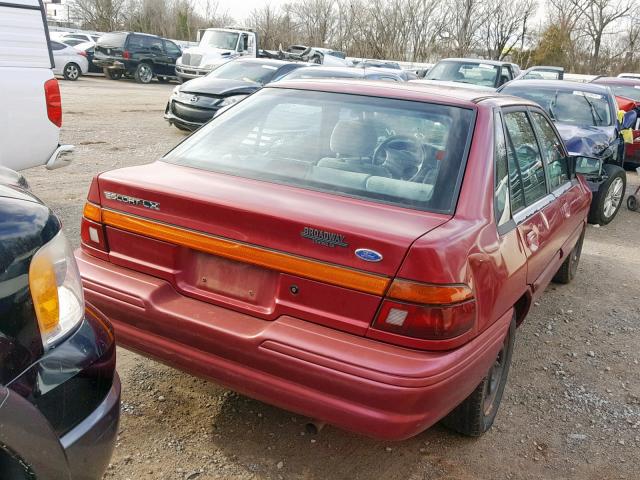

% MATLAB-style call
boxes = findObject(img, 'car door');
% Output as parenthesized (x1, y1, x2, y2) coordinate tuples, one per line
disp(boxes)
(529, 108, 585, 256)
(163, 40, 182, 76)
(50, 41, 67, 74)
(143, 36, 166, 75)
(501, 108, 564, 293)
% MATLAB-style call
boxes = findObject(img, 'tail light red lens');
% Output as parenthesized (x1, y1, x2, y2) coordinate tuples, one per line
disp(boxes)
(44, 78, 62, 127)
(372, 279, 476, 341)
(123, 50, 131, 59)
(78, 50, 87, 57)
(373, 299, 476, 340)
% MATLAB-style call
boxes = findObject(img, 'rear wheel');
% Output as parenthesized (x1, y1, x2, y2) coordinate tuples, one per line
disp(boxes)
(103, 68, 122, 80)
(628, 195, 638, 211)
(63, 63, 81, 81)
(134, 63, 153, 84)
(588, 164, 626, 225)
(553, 229, 585, 284)
(442, 316, 515, 437)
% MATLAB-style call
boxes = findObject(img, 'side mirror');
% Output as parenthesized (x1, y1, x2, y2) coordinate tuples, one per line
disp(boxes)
(621, 109, 637, 130)
(569, 154, 603, 178)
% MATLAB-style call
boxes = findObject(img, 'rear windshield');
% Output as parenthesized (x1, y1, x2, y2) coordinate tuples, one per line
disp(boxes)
(97, 32, 127, 48)
(284, 68, 361, 80)
(501, 85, 613, 127)
(163, 89, 475, 213)
(607, 84, 640, 102)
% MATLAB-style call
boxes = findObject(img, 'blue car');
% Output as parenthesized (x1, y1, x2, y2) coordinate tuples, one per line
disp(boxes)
(499, 79, 631, 225)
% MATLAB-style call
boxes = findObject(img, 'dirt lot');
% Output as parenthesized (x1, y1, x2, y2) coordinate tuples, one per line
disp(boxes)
(25, 76, 640, 480)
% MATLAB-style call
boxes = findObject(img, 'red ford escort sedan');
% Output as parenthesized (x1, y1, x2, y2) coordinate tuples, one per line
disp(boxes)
(76, 81, 592, 440)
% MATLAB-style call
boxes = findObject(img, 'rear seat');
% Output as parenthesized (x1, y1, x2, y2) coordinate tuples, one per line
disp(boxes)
(307, 166, 434, 202)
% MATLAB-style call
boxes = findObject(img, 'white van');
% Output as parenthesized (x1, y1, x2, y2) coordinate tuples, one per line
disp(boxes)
(0, 0, 73, 171)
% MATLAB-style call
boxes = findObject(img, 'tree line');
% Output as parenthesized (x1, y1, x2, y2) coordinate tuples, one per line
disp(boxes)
(69, 0, 638, 74)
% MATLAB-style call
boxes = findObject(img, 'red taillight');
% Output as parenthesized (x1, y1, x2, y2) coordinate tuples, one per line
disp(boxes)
(44, 78, 62, 127)
(123, 50, 131, 59)
(373, 299, 476, 340)
(372, 280, 476, 341)
(78, 50, 87, 57)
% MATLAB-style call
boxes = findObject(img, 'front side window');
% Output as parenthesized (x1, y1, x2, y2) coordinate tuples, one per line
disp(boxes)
(530, 111, 569, 190)
(164, 41, 181, 56)
(503, 111, 547, 206)
(163, 89, 475, 213)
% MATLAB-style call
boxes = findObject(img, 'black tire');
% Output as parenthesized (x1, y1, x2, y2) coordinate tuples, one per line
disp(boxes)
(553, 228, 585, 284)
(588, 164, 626, 225)
(104, 69, 123, 80)
(628, 195, 638, 211)
(442, 316, 516, 437)
(134, 63, 154, 84)
(63, 63, 81, 81)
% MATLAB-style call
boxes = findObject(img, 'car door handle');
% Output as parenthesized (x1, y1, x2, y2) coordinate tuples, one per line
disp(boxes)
(526, 230, 539, 252)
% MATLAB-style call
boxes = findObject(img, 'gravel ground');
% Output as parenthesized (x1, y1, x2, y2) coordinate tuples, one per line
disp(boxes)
(24, 76, 640, 480)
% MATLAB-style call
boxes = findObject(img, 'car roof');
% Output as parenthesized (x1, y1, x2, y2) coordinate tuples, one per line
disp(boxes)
(592, 76, 640, 86)
(293, 66, 363, 75)
(439, 58, 511, 66)
(268, 79, 538, 108)
(501, 79, 611, 94)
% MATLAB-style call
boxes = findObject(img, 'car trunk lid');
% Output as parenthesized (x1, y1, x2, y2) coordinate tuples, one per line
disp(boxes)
(94, 161, 450, 335)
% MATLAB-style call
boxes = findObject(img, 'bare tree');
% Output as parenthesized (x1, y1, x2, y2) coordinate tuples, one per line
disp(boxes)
(569, 0, 631, 71)
(443, 0, 486, 57)
(69, 0, 127, 30)
(482, 0, 537, 60)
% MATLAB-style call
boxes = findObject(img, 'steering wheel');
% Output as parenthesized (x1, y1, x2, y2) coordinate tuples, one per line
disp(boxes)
(372, 135, 425, 180)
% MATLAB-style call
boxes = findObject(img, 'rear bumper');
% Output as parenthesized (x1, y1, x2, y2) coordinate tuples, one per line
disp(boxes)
(46, 144, 74, 170)
(76, 249, 510, 440)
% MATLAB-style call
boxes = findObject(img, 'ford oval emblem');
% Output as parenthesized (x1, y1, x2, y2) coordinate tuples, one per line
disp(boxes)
(355, 248, 383, 262)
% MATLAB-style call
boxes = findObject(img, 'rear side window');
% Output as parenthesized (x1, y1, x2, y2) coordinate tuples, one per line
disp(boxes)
(529, 111, 569, 190)
(50, 41, 66, 51)
(164, 89, 475, 213)
(97, 32, 127, 48)
(503, 111, 547, 206)
(494, 111, 511, 226)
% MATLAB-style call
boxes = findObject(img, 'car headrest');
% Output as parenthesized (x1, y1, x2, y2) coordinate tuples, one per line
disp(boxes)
(330, 120, 377, 157)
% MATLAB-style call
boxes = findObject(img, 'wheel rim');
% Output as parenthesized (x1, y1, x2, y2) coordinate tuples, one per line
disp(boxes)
(66, 65, 79, 79)
(139, 65, 152, 82)
(483, 336, 508, 416)
(603, 177, 624, 219)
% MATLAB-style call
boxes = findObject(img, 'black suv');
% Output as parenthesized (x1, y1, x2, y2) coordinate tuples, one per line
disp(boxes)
(0, 167, 120, 479)
(94, 31, 182, 83)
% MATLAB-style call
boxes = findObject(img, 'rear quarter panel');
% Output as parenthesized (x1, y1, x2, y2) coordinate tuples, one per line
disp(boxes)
(0, 3, 60, 171)
(396, 105, 529, 335)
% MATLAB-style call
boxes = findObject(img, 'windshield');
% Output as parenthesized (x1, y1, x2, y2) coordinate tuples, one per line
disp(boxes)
(522, 70, 561, 80)
(163, 89, 475, 213)
(608, 85, 640, 102)
(284, 68, 361, 80)
(500, 86, 613, 127)
(97, 32, 127, 48)
(426, 61, 500, 87)
(200, 30, 239, 50)
(207, 61, 279, 84)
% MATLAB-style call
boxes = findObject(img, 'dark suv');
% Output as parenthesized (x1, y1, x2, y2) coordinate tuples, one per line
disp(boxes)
(94, 31, 182, 83)
(0, 167, 120, 479)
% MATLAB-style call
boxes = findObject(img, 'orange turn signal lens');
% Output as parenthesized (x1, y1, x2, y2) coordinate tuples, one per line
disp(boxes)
(387, 279, 473, 305)
(101, 209, 390, 296)
(29, 252, 60, 334)
(83, 202, 102, 222)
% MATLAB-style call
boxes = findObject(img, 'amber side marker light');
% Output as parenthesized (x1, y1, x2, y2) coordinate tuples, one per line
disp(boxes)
(374, 279, 476, 340)
(91, 207, 391, 296)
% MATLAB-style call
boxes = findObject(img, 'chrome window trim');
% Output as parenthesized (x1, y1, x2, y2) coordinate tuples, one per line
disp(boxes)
(513, 193, 555, 224)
